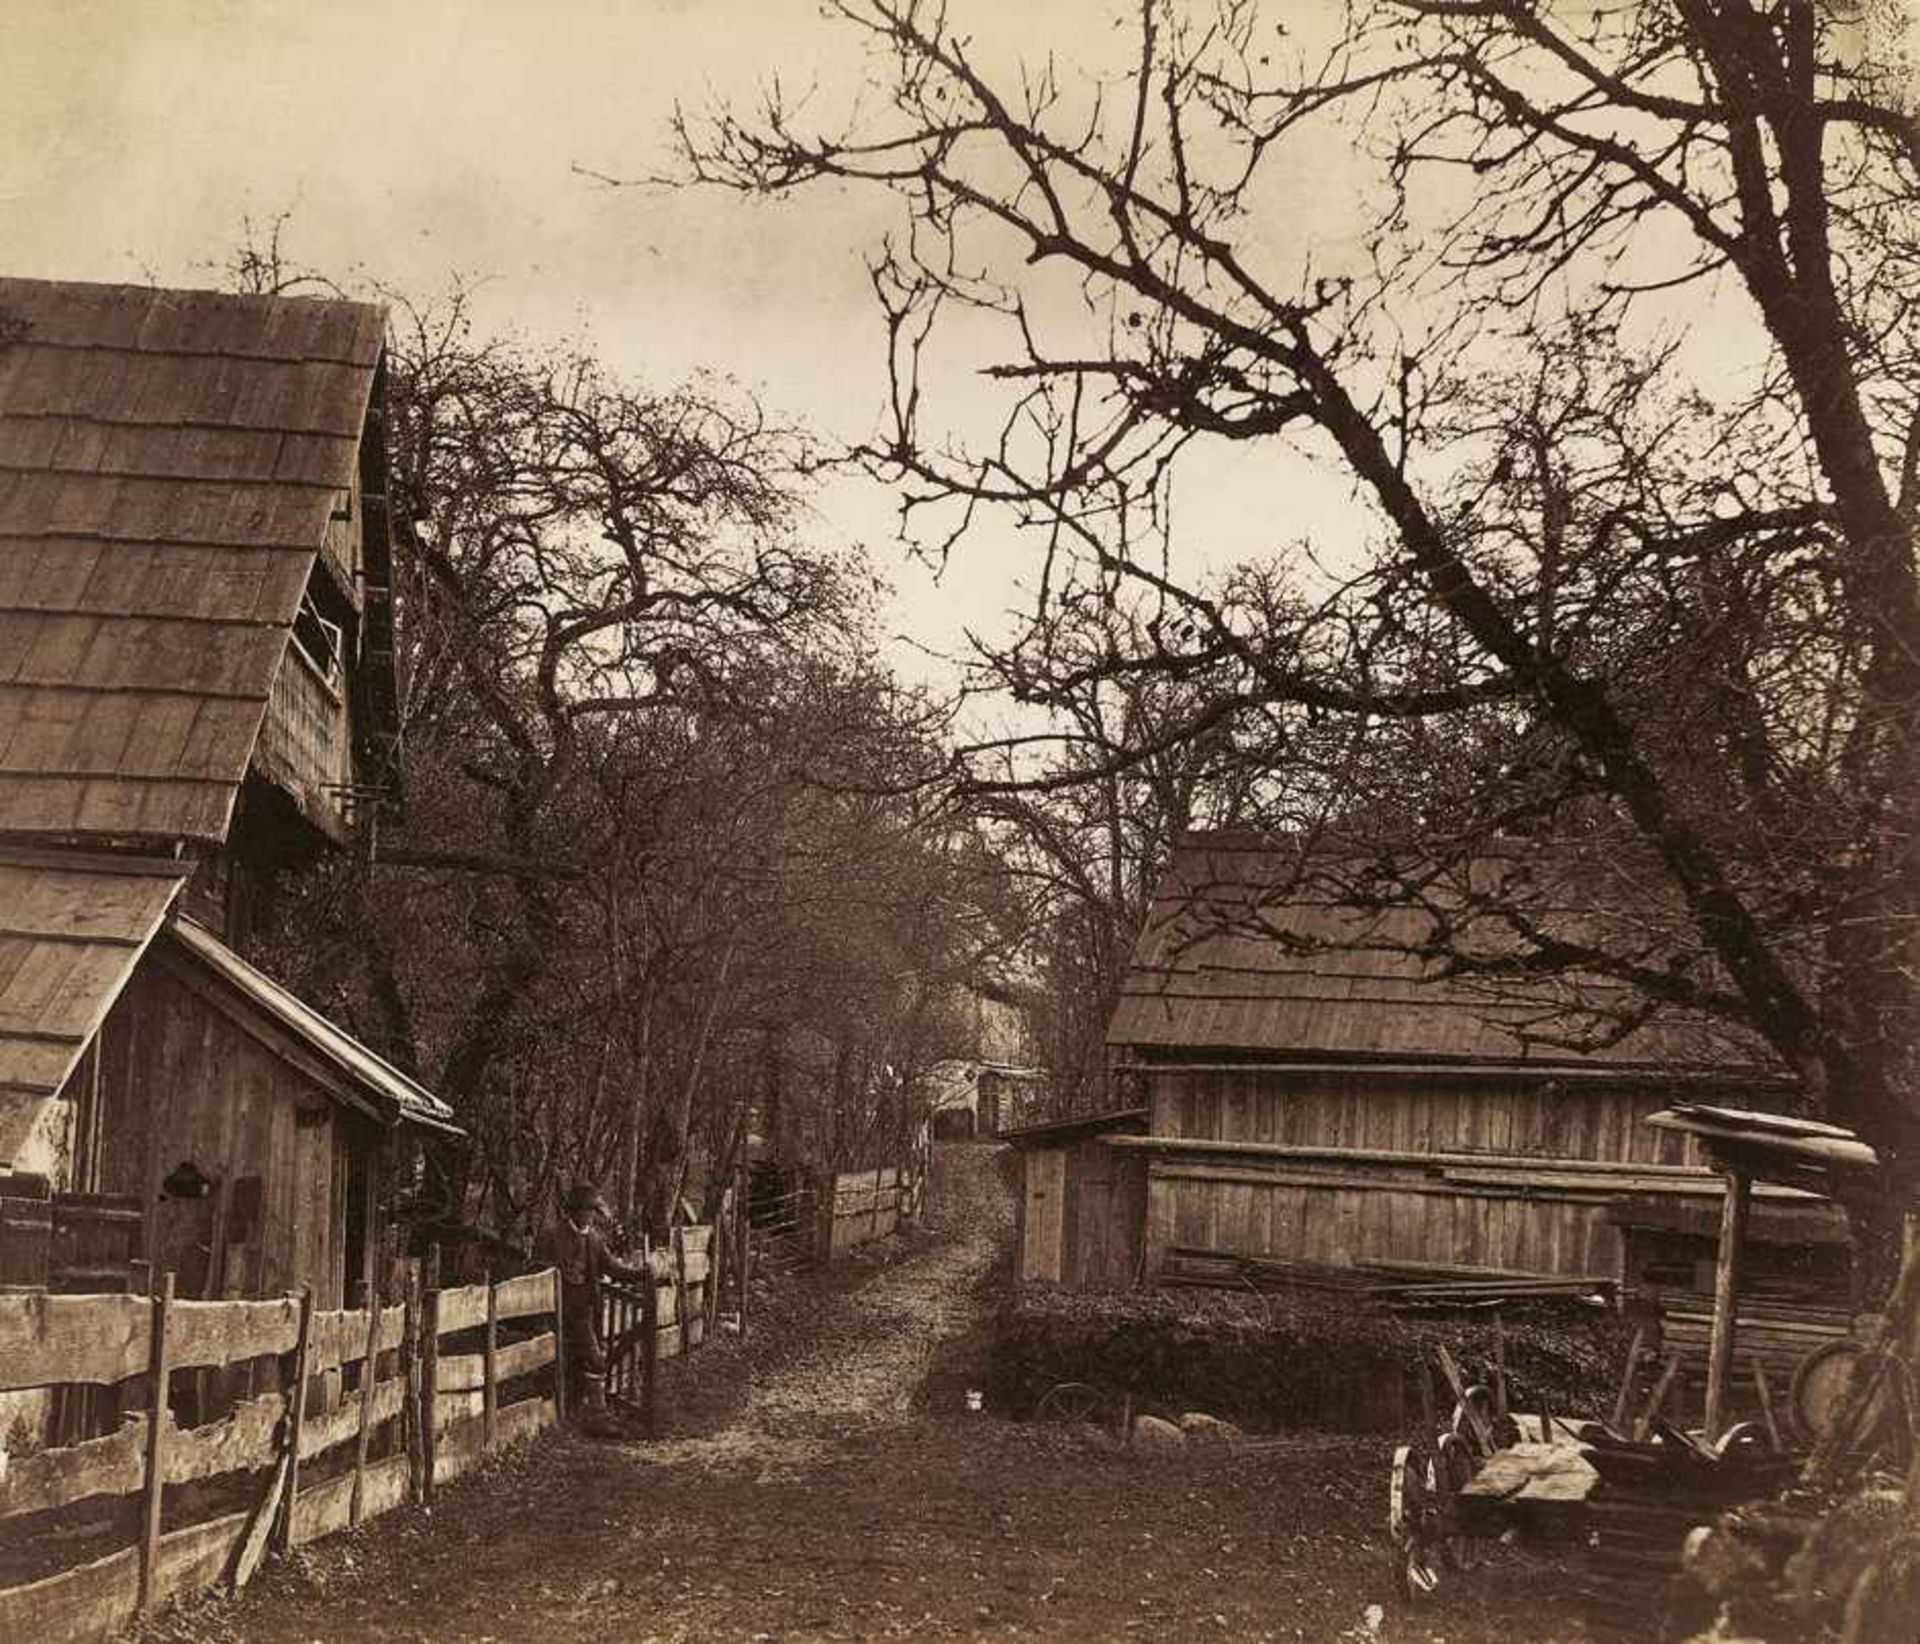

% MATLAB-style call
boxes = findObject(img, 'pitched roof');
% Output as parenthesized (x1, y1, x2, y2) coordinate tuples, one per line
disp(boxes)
(1109, 832, 1778, 1072)
(165, 917, 458, 1132)
(0, 845, 187, 1103)
(0, 279, 385, 845)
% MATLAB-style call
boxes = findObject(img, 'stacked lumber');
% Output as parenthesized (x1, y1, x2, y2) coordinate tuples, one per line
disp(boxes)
(1162, 1247, 1614, 1309)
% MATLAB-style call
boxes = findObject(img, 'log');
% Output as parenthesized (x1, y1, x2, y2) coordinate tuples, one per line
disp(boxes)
(165, 1391, 288, 1483)
(300, 1378, 405, 1458)
(151, 1505, 248, 1608)
(301, 1307, 368, 1374)
(0, 1545, 140, 1644)
(167, 1296, 302, 1370)
(0, 1415, 146, 1520)
(288, 1470, 356, 1547)
(0, 1292, 150, 1390)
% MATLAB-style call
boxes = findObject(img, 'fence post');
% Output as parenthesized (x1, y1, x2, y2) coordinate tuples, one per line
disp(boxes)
(403, 1258, 425, 1502)
(673, 1227, 690, 1356)
(420, 1284, 442, 1506)
(482, 1269, 499, 1454)
(735, 1166, 751, 1340)
(550, 1268, 567, 1426)
(275, 1284, 314, 1553)
(349, 1282, 382, 1526)
(640, 1262, 660, 1438)
(136, 1271, 175, 1614)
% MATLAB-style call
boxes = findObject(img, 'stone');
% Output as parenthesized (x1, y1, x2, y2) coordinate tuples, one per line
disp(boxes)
(1132, 1414, 1186, 1450)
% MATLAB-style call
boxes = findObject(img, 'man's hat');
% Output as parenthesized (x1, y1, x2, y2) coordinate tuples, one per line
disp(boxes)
(564, 1182, 604, 1215)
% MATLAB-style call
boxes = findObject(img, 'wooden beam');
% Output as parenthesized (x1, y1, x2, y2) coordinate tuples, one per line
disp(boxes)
(482, 1273, 499, 1454)
(419, 1283, 440, 1508)
(274, 1287, 314, 1555)
(136, 1273, 173, 1615)
(1703, 1169, 1752, 1441)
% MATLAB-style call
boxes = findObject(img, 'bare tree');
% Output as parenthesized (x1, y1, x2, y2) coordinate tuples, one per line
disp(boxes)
(679, 2, 1920, 1243)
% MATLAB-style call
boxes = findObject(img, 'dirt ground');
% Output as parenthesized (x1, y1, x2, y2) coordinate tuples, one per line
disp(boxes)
(148, 1146, 1627, 1644)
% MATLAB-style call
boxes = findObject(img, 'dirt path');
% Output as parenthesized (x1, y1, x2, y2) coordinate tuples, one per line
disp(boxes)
(159, 1146, 1609, 1644)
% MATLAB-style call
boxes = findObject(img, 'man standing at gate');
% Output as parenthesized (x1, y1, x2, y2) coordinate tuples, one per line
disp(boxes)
(551, 1183, 650, 1427)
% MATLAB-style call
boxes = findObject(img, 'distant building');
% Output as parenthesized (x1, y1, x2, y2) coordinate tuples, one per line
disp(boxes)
(0, 279, 457, 1318)
(927, 979, 1047, 1138)
(1010, 832, 1844, 1303)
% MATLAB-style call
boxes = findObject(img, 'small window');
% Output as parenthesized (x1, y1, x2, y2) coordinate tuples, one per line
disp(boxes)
(292, 590, 343, 688)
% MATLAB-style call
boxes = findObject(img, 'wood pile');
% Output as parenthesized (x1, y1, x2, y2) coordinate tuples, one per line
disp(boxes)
(1162, 1246, 1615, 1310)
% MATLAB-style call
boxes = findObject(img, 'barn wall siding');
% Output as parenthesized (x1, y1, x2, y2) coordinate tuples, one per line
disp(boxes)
(1146, 1067, 1701, 1166)
(1142, 1165, 1623, 1279)
(1132, 1065, 1713, 1281)
(69, 961, 365, 1307)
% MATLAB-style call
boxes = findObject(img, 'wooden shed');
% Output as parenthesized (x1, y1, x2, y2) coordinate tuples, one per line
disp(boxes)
(0, 279, 454, 1323)
(1098, 833, 1837, 1293)
(1005, 1107, 1149, 1288)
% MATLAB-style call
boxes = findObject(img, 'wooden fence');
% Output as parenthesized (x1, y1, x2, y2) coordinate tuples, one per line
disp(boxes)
(825, 1166, 906, 1258)
(0, 1266, 562, 1644)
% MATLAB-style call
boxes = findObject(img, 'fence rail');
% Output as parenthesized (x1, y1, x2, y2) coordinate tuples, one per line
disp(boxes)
(0, 1266, 563, 1644)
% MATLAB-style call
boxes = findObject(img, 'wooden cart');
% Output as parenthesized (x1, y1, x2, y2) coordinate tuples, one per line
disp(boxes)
(1387, 1103, 1878, 1607)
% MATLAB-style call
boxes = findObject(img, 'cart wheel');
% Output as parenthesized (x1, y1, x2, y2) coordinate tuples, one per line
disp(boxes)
(1033, 1381, 1103, 1422)
(1389, 1443, 1443, 1602)
(1433, 1432, 1486, 1571)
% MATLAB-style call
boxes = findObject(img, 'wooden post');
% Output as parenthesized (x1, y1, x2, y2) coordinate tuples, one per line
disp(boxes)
(136, 1271, 175, 1614)
(735, 1166, 751, 1341)
(1703, 1169, 1752, 1442)
(275, 1284, 314, 1553)
(640, 1262, 660, 1438)
(420, 1283, 442, 1506)
(349, 1283, 382, 1525)
(550, 1269, 567, 1426)
(673, 1227, 690, 1357)
(482, 1269, 499, 1454)
(1609, 1326, 1648, 1435)
(403, 1258, 426, 1502)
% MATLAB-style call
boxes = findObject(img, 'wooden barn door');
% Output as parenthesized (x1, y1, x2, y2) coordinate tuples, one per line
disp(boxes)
(1020, 1149, 1066, 1283)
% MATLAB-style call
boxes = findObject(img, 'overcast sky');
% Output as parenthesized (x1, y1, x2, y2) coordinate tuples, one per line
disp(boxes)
(3, 1, 1402, 703)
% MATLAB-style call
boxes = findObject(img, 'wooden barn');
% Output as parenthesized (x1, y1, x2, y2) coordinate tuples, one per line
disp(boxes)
(0, 279, 456, 1322)
(1049, 832, 1845, 1297)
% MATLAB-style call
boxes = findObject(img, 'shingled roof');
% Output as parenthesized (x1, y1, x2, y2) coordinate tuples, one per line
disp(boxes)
(0, 845, 188, 1105)
(1109, 832, 1779, 1072)
(0, 278, 385, 845)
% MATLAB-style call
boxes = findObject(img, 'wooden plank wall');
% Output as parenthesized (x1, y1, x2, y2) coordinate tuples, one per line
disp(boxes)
(1146, 1160, 1622, 1278)
(1136, 1067, 1717, 1282)
(0, 1268, 562, 1644)
(64, 961, 374, 1308)
(1149, 1067, 1704, 1167)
